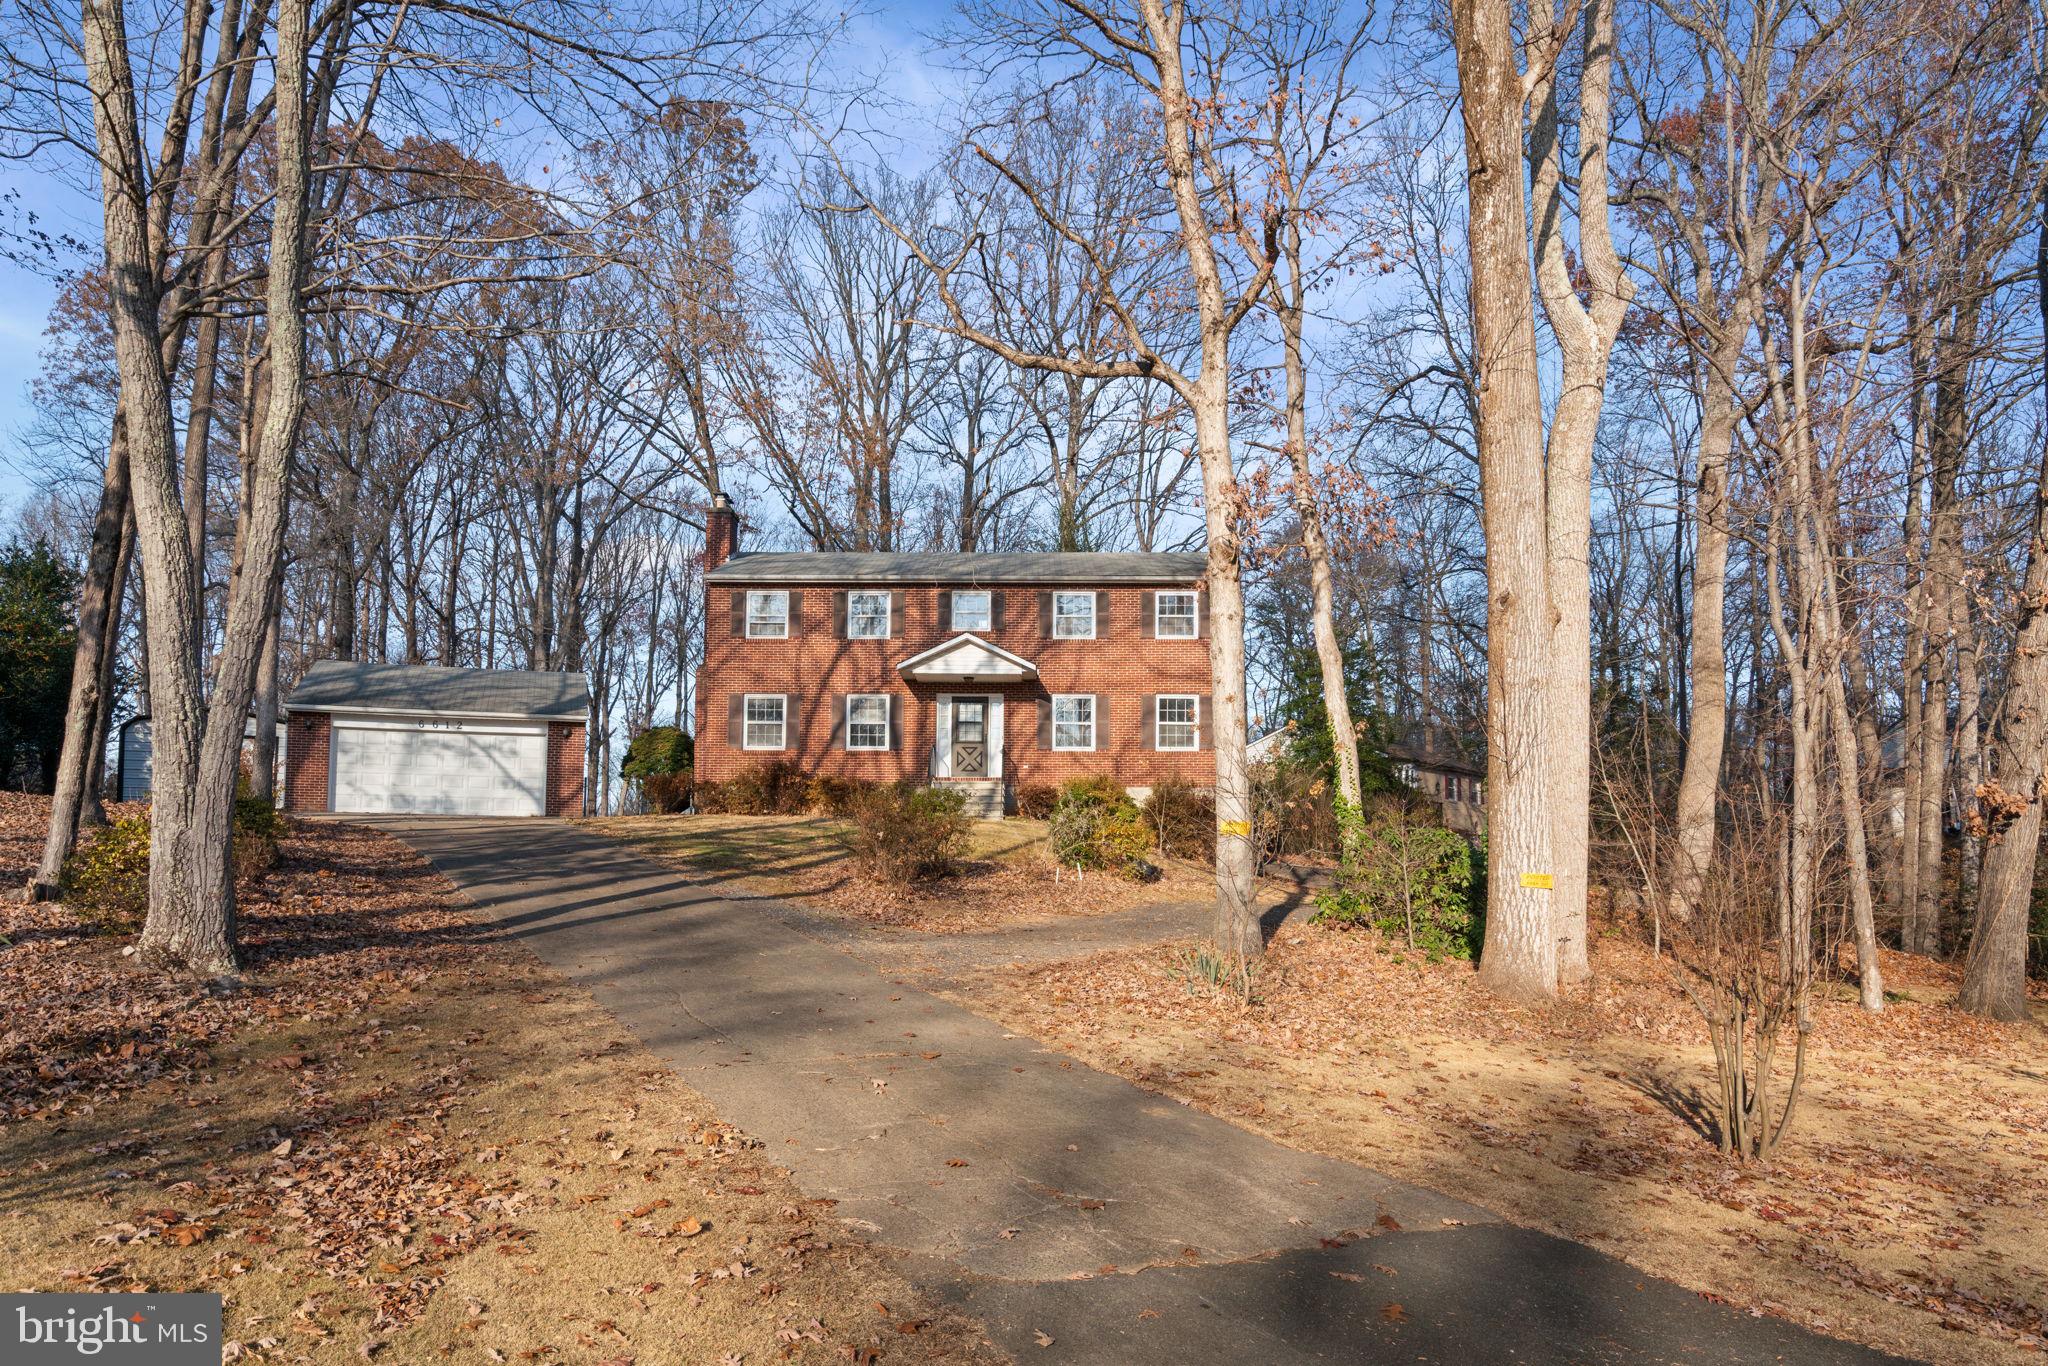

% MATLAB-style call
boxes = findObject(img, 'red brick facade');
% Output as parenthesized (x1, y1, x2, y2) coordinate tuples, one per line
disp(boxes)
(693, 582, 1215, 795)
(283, 711, 332, 813)
(547, 722, 587, 816)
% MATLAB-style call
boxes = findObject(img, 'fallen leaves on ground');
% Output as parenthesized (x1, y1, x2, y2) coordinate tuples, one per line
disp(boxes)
(0, 795, 994, 1363)
(584, 813, 1212, 932)
(945, 922, 2048, 1366)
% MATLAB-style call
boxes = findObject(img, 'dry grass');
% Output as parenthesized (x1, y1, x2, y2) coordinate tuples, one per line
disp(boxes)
(944, 924, 2048, 1365)
(585, 812, 1212, 932)
(1, 795, 992, 1365)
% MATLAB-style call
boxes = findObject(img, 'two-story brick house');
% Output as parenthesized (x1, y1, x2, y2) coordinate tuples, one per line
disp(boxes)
(693, 496, 1214, 815)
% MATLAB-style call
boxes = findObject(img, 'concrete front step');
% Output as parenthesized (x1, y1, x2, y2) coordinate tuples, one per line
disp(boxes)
(935, 780, 1005, 819)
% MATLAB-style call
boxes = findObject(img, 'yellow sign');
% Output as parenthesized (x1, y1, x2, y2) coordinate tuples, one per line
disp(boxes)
(1218, 819, 1252, 838)
(1519, 872, 1555, 890)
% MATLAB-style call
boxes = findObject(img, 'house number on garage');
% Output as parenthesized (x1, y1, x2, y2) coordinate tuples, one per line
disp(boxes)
(415, 718, 465, 730)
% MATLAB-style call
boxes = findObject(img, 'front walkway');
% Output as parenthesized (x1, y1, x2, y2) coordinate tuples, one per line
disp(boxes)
(386, 817, 1901, 1364)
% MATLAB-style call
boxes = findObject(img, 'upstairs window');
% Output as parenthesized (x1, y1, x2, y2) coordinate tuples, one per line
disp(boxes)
(846, 694, 890, 750)
(743, 695, 787, 750)
(746, 590, 789, 638)
(1155, 591, 1197, 639)
(1156, 695, 1199, 750)
(1052, 695, 1095, 750)
(1053, 591, 1096, 639)
(951, 589, 992, 632)
(848, 590, 890, 639)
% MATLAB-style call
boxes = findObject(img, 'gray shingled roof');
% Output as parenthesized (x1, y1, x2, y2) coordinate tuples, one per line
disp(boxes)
(286, 660, 589, 718)
(703, 551, 1207, 584)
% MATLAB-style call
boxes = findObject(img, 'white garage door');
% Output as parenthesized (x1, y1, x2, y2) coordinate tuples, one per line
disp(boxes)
(332, 720, 548, 816)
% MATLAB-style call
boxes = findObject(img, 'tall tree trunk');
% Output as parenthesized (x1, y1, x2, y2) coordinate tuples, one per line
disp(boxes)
(1525, 0, 1630, 986)
(182, 0, 313, 961)
(27, 418, 134, 898)
(1275, 249, 1362, 811)
(82, 0, 221, 970)
(1134, 0, 1259, 959)
(1667, 325, 1743, 920)
(1958, 207, 2048, 1021)
(249, 608, 282, 803)
(1450, 0, 1559, 1001)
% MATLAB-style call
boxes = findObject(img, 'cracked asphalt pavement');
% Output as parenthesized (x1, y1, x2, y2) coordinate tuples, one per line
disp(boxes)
(382, 817, 1906, 1364)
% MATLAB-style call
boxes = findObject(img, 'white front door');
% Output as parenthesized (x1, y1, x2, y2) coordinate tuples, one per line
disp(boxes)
(331, 717, 548, 816)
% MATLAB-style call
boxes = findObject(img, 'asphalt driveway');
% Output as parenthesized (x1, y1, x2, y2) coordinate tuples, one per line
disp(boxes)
(384, 817, 1906, 1364)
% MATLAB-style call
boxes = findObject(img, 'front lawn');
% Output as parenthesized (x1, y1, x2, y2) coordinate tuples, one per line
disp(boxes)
(0, 795, 990, 1365)
(584, 812, 1219, 932)
(943, 925, 2047, 1364)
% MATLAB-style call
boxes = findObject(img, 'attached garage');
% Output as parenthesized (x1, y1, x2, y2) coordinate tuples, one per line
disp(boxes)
(283, 661, 588, 818)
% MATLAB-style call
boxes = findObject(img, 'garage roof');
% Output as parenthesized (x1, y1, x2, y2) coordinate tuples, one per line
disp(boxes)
(702, 551, 1207, 585)
(287, 660, 590, 719)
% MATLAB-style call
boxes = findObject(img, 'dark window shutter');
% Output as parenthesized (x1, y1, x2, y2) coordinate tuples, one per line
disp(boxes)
(730, 591, 746, 637)
(833, 590, 848, 639)
(1199, 695, 1212, 751)
(1141, 590, 1156, 637)
(1196, 588, 1208, 638)
(1141, 695, 1156, 750)
(784, 694, 799, 752)
(891, 590, 906, 638)
(938, 589, 953, 630)
(991, 590, 1005, 632)
(788, 590, 803, 634)
(1040, 591, 1053, 638)
(1037, 698, 1052, 749)
(829, 694, 846, 750)
(727, 693, 744, 745)
(1094, 591, 1107, 636)
(1092, 694, 1105, 750)
(886, 695, 898, 751)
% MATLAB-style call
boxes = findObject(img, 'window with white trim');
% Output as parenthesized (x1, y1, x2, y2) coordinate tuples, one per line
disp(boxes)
(846, 694, 890, 750)
(1156, 694, 1199, 751)
(1155, 591, 1197, 639)
(746, 590, 788, 638)
(1052, 694, 1095, 751)
(1052, 591, 1096, 639)
(951, 590, 991, 632)
(848, 590, 890, 639)
(743, 695, 786, 750)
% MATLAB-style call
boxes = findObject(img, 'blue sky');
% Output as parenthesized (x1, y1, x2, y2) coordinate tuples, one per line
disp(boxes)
(0, 0, 965, 516)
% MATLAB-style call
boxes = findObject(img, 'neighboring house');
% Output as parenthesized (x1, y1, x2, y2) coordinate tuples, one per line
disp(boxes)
(693, 495, 1213, 817)
(116, 714, 287, 804)
(1245, 728, 1287, 765)
(1388, 740, 1486, 837)
(282, 660, 588, 817)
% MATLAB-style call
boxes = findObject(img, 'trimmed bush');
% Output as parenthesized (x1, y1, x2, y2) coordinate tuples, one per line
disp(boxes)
(700, 760, 810, 815)
(63, 796, 285, 929)
(844, 783, 970, 885)
(1143, 777, 1214, 860)
(806, 775, 874, 818)
(61, 815, 151, 927)
(1046, 776, 1154, 878)
(1312, 797, 1482, 961)
(1015, 783, 1058, 821)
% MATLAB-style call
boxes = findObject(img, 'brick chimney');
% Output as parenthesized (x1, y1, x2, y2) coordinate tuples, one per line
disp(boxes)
(704, 493, 740, 571)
